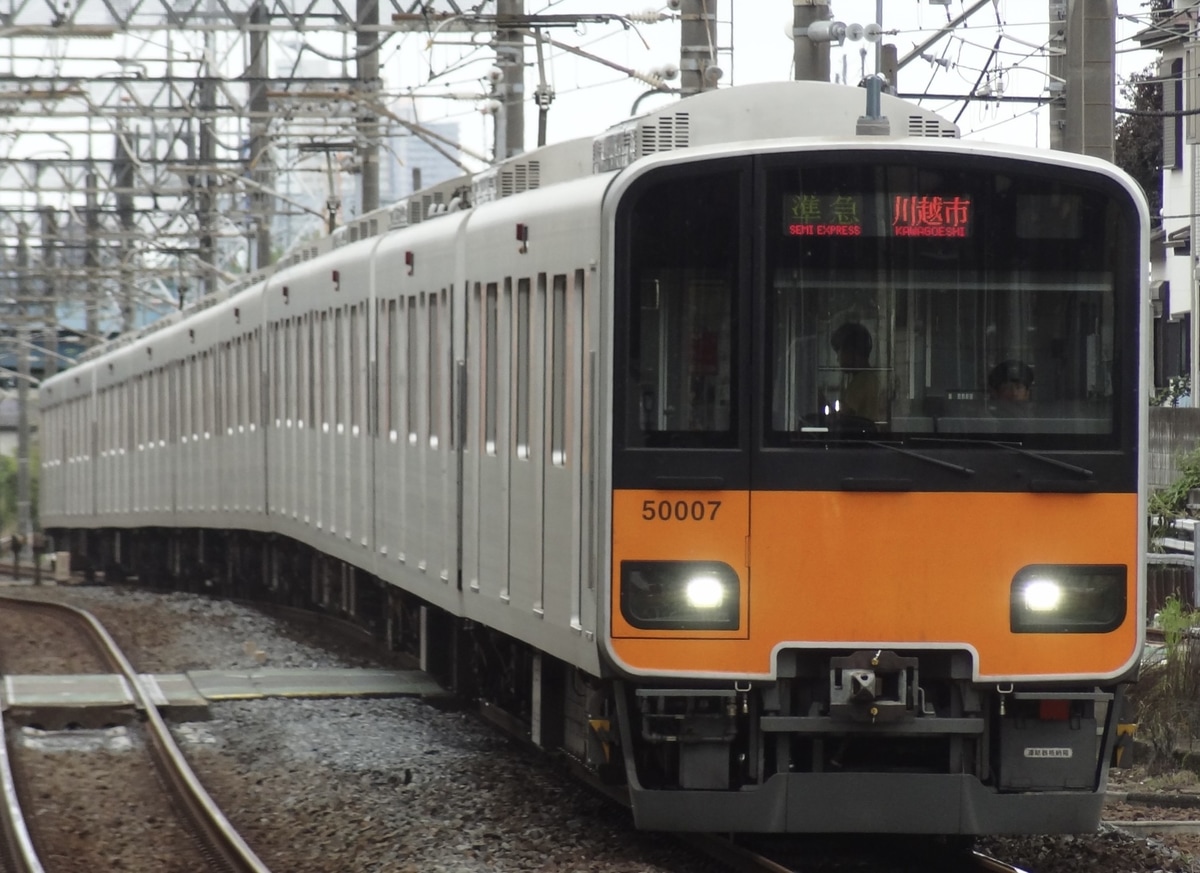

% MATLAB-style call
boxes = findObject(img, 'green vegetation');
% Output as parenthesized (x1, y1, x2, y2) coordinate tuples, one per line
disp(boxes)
(0, 449, 39, 537)
(1128, 596, 1200, 773)
(1148, 446, 1200, 550)
(1159, 595, 1199, 649)
(1114, 64, 1163, 228)
(1154, 374, 1192, 408)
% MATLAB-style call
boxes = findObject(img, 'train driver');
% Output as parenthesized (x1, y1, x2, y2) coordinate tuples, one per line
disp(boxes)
(987, 360, 1034, 403)
(830, 321, 884, 424)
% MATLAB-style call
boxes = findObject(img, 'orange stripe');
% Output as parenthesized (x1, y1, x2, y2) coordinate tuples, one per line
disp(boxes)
(610, 490, 1139, 679)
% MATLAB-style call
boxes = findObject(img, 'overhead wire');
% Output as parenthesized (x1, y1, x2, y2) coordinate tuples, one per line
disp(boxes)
(889, 1, 1159, 135)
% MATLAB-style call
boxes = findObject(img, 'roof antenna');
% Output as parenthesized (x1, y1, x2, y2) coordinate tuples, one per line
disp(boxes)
(856, 74, 891, 137)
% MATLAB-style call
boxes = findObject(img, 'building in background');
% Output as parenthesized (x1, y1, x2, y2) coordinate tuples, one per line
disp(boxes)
(1139, 3, 1195, 400)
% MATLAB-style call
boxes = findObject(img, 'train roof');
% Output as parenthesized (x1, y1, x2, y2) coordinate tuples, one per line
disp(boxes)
(591, 79, 958, 173)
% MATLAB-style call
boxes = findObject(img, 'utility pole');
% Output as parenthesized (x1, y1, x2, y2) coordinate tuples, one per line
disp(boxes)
(1047, 0, 1113, 160)
(198, 66, 216, 298)
(247, 0, 273, 270)
(40, 206, 58, 380)
(113, 123, 137, 329)
(1048, 0, 1067, 151)
(494, 0, 525, 160)
(15, 221, 30, 563)
(357, 0, 380, 213)
(679, 0, 720, 95)
(793, 0, 832, 83)
(84, 167, 100, 347)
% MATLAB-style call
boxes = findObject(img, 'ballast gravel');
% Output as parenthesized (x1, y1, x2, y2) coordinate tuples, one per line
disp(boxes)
(4, 581, 1200, 873)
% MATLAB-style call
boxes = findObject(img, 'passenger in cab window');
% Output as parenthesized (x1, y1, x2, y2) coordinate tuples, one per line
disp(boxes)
(987, 360, 1034, 403)
(830, 321, 884, 424)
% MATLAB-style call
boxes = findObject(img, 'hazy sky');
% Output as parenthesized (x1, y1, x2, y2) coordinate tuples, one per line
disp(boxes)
(383, 0, 1161, 161)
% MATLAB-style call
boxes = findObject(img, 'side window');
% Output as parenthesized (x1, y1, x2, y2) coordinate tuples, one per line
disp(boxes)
(289, 320, 298, 426)
(407, 296, 418, 442)
(350, 303, 362, 433)
(515, 278, 530, 459)
(377, 301, 389, 437)
(183, 356, 192, 438)
(203, 350, 212, 437)
(484, 283, 498, 454)
(252, 328, 261, 429)
(270, 324, 279, 425)
(235, 338, 245, 431)
(550, 274, 567, 465)
(386, 299, 397, 438)
(335, 308, 345, 426)
(303, 319, 312, 428)
(294, 322, 305, 428)
(318, 311, 329, 427)
(621, 169, 740, 448)
(429, 291, 442, 448)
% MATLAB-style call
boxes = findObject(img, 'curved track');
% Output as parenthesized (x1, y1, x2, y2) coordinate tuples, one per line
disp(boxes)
(0, 710, 42, 873)
(0, 594, 271, 873)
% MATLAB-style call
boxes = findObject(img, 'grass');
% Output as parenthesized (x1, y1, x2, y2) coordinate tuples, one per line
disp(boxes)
(1128, 597, 1200, 774)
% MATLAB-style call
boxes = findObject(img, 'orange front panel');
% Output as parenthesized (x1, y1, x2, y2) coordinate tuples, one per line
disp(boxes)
(609, 490, 1139, 681)
(611, 490, 750, 639)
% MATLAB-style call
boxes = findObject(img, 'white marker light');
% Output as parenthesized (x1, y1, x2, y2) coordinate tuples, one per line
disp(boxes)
(1023, 579, 1062, 612)
(685, 574, 725, 609)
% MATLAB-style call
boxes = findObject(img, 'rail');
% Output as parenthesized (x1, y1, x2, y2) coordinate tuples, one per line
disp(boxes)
(972, 850, 1033, 872)
(0, 698, 44, 873)
(0, 596, 271, 873)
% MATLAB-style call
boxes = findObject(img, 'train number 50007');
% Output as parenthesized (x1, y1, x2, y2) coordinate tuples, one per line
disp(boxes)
(641, 499, 722, 522)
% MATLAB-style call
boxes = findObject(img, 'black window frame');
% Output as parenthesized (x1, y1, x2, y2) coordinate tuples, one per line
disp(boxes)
(611, 156, 753, 491)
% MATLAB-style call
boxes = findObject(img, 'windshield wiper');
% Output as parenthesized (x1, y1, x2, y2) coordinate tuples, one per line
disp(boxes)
(909, 437, 1094, 479)
(793, 434, 975, 477)
(867, 440, 975, 477)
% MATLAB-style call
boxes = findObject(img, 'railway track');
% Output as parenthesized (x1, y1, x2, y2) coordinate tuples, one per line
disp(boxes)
(690, 833, 1034, 872)
(0, 595, 271, 873)
(972, 851, 1033, 872)
(0, 711, 41, 873)
(4, 575, 1171, 868)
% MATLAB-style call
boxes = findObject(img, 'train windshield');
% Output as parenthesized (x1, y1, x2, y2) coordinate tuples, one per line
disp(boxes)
(763, 155, 1134, 447)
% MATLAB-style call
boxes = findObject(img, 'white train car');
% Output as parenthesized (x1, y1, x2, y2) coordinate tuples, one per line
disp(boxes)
(41, 80, 1148, 836)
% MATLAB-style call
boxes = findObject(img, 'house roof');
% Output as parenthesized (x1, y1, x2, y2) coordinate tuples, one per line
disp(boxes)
(1134, 8, 1197, 49)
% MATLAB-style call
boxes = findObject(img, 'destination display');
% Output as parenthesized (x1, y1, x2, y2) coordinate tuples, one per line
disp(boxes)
(783, 192, 974, 238)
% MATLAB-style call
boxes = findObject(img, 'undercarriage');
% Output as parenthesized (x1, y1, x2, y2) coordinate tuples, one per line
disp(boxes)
(611, 648, 1124, 834)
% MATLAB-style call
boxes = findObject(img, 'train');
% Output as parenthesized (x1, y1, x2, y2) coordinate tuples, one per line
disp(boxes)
(39, 78, 1148, 836)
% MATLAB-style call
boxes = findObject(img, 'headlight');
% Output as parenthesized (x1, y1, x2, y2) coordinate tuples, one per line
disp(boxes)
(620, 560, 740, 630)
(1010, 565, 1126, 633)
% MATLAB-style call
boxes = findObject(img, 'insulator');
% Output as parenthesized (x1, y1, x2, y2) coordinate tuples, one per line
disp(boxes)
(631, 70, 666, 89)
